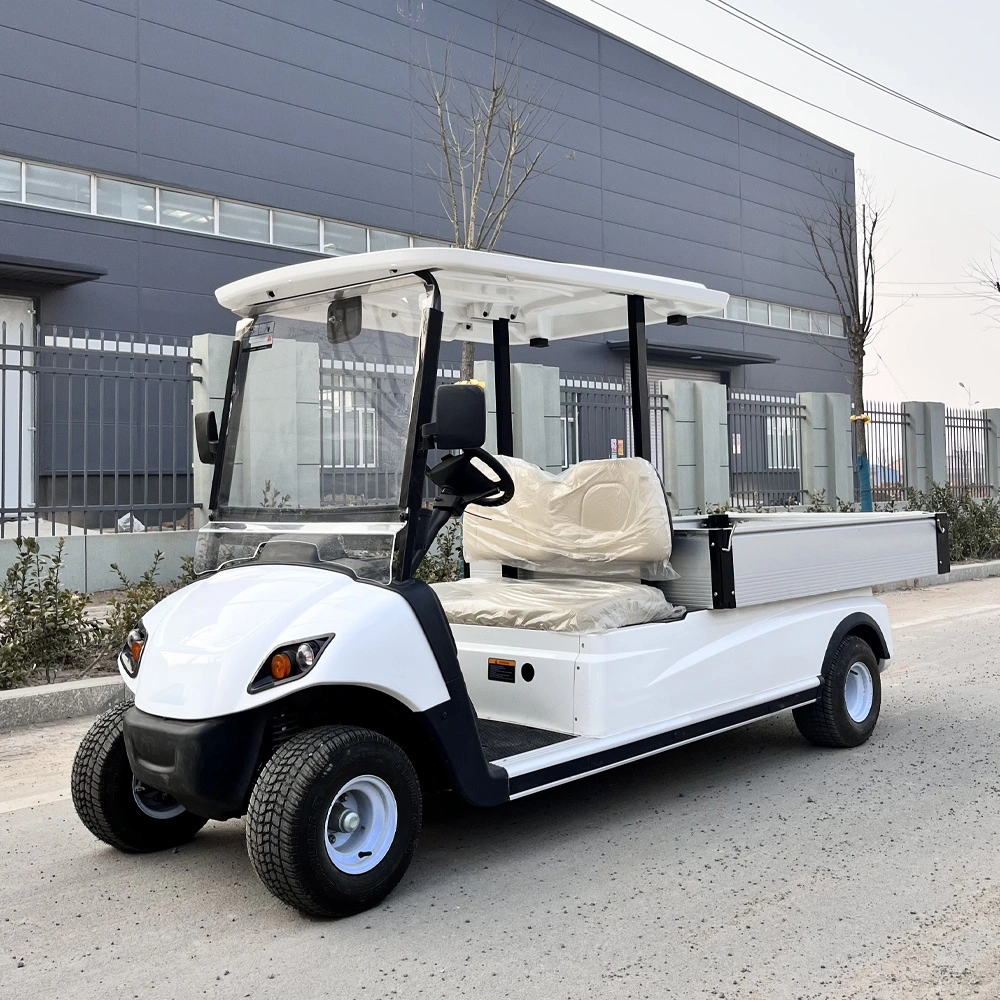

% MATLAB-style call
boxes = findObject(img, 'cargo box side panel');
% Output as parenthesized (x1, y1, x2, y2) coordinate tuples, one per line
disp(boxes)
(731, 518, 940, 606)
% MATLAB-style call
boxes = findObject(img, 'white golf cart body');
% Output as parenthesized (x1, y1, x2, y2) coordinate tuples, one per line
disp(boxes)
(119, 248, 946, 817)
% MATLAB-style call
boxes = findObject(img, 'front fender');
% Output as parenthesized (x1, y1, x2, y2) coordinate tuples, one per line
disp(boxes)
(132, 565, 450, 721)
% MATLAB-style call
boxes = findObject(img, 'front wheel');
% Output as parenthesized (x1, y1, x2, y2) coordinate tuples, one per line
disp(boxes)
(794, 635, 881, 748)
(71, 703, 208, 852)
(245, 726, 422, 918)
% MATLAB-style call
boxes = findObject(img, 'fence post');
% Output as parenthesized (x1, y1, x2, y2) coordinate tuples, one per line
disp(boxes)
(798, 392, 853, 507)
(902, 401, 947, 491)
(659, 379, 728, 514)
(986, 408, 1000, 498)
(511, 363, 563, 472)
(190, 333, 233, 528)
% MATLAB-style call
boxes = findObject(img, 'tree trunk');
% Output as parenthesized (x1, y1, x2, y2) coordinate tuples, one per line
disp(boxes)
(852, 356, 873, 511)
(460, 340, 476, 381)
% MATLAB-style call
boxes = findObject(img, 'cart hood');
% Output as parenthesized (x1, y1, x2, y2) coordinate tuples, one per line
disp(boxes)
(130, 565, 448, 720)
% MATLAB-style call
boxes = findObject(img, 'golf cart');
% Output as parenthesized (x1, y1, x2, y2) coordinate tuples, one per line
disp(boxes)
(72, 249, 948, 918)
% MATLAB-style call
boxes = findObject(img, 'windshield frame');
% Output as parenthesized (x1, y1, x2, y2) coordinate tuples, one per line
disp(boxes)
(210, 272, 437, 525)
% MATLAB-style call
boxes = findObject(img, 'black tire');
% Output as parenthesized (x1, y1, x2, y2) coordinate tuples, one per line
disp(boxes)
(245, 726, 422, 918)
(794, 635, 882, 748)
(71, 702, 208, 853)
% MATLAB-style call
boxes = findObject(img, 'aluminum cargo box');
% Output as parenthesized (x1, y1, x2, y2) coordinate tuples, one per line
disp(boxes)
(663, 511, 949, 610)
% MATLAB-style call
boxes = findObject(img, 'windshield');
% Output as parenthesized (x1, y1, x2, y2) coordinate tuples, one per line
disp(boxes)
(216, 275, 429, 518)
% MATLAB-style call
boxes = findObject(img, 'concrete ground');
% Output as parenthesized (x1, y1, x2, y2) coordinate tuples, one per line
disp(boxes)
(3, 579, 1000, 1000)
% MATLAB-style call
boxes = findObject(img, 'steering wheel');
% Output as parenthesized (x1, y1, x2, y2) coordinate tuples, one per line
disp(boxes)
(426, 448, 515, 508)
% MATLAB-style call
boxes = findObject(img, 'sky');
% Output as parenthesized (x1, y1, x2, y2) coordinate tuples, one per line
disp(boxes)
(552, 0, 1000, 407)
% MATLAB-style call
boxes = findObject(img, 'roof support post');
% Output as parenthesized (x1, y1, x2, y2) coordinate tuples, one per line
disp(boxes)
(492, 318, 513, 457)
(627, 294, 651, 462)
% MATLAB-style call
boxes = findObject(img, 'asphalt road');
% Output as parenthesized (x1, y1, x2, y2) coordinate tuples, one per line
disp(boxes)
(3, 579, 1000, 1000)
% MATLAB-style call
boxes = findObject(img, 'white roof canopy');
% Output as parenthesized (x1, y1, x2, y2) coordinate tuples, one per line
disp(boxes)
(215, 248, 729, 345)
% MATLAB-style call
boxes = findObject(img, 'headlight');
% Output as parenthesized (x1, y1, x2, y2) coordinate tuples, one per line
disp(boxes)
(119, 624, 147, 678)
(248, 635, 333, 693)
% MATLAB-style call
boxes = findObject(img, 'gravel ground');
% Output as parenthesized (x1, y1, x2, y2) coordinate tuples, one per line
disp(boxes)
(2, 579, 999, 999)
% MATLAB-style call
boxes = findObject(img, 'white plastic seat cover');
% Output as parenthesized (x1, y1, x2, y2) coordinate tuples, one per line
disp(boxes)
(431, 577, 673, 632)
(461, 457, 675, 580)
(433, 457, 677, 632)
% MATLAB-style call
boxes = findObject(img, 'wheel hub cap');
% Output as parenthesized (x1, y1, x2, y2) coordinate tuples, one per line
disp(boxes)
(132, 777, 186, 820)
(324, 775, 398, 875)
(844, 662, 874, 723)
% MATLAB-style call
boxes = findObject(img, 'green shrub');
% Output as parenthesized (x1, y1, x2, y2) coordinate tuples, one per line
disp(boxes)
(416, 520, 464, 584)
(0, 538, 103, 688)
(905, 484, 1000, 563)
(102, 551, 173, 654)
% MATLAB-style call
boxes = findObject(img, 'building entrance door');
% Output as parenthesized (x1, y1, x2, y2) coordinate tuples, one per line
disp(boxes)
(0, 296, 34, 514)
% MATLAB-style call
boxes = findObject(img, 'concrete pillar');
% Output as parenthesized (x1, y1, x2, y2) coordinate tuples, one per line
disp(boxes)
(473, 359, 497, 454)
(903, 401, 947, 491)
(511, 363, 563, 472)
(798, 392, 853, 506)
(986, 408, 1000, 498)
(658, 379, 729, 514)
(190, 333, 233, 527)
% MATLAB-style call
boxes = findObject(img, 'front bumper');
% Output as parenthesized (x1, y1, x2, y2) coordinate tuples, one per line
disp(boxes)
(124, 706, 270, 820)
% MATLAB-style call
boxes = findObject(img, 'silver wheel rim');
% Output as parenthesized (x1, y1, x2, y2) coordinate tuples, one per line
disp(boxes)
(324, 775, 398, 875)
(845, 661, 874, 723)
(132, 777, 186, 820)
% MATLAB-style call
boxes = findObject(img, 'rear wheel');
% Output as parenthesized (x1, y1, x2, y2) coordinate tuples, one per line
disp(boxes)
(71, 703, 208, 852)
(794, 635, 881, 748)
(245, 726, 422, 918)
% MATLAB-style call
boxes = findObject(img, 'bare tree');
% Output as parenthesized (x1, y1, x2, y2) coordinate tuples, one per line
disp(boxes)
(423, 23, 558, 378)
(968, 243, 1000, 324)
(800, 172, 885, 510)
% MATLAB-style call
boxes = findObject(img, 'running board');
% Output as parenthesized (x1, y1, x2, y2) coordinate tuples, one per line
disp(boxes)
(504, 688, 820, 799)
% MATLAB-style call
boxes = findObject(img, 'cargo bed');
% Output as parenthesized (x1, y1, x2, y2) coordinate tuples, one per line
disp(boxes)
(662, 511, 949, 610)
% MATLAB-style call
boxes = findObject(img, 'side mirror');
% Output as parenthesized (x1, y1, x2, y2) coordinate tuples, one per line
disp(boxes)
(195, 411, 219, 464)
(423, 384, 486, 450)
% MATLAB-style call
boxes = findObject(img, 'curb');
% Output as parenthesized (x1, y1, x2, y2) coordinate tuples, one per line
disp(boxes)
(0, 676, 128, 732)
(874, 558, 1000, 593)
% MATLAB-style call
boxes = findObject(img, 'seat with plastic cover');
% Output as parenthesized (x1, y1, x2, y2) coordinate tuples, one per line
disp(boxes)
(431, 457, 678, 632)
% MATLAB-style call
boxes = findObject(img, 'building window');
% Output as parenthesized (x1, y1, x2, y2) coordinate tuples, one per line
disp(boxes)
(159, 189, 214, 232)
(726, 297, 748, 321)
(830, 315, 844, 336)
(219, 200, 269, 242)
(747, 299, 769, 325)
(323, 220, 367, 256)
(369, 229, 409, 252)
(810, 312, 830, 336)
(0, 157, 20, 202)
(790, 308, 810, 332)
(412, 236, 449, 248)
(769, 303, 790, 329)
(273, 210, 320, 251)
(96, 178, 155, 223)
(323, 386, 378, 469)
(24, 163, 90, 212)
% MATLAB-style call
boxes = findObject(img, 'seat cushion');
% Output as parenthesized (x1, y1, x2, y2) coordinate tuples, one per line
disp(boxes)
(431, 577, 675, 633)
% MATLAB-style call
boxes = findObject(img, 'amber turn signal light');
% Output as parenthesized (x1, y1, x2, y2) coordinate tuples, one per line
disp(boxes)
(270, 652, 292, 680)
(130, 639, 144, 662)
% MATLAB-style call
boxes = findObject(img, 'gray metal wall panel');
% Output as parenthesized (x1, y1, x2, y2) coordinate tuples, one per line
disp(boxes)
(0, 0, 857, 400)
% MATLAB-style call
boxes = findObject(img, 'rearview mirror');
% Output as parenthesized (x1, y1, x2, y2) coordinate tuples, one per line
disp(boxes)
(195, 411, 219, 464)
(423, 384, 486, 450)
(327, 296, 363, 344)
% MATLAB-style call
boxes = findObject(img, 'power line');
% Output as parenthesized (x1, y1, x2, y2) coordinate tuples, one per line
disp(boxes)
(580, 0, 1000, 184)
(703, 0, 1000, 145)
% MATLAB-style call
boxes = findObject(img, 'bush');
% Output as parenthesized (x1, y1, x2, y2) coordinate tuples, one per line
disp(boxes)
(905, 484, 1000, 563)
(0, 538, 103, 688)
(416, 520, 464, 584)
(102, 551, 173, 654)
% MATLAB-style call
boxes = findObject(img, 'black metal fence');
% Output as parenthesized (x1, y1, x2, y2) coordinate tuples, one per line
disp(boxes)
(945, 406, 990, 498)
(559, 376, 669, 479)
(858, 400, 909, 503)
(1, 322, 199, 537)
(727, 391, 805, 507)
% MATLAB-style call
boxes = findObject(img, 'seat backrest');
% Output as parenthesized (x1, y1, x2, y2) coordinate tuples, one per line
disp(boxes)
(462, 456, 674, 580)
